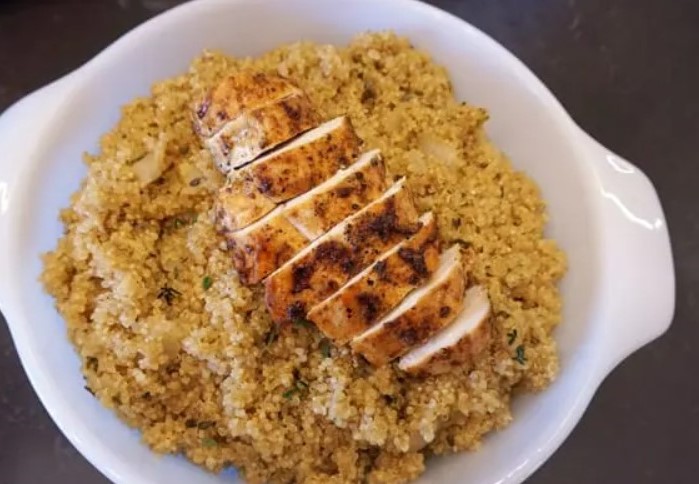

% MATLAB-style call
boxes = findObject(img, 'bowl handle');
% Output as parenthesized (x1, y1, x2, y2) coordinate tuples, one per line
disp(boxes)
(579, 130, 675, 372)
(0, 78, 72, 189)
(0, 77, 73, 307)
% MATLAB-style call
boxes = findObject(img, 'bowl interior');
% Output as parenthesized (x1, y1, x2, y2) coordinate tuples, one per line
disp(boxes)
(10, 0, 600, 482)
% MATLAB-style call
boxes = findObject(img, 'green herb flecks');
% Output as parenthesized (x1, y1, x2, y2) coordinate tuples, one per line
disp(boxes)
(201, 437, 217, 448)
(507, 329, 518, 345)
(292, 317, 313, 329)
(320, 339, 332, 358)
(513, 345, 527, 365)
(202, 276, 213, 291)
(283, 379, 309, 399)
(265, 325, 280, 346)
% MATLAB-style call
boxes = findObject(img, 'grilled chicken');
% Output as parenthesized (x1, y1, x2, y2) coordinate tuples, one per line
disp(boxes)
(223, 151, 387, 283)
(216, 176, 277, 233)
(193, 72, 319, 173)
(206, 93, 319, 172)
(265, 178, 420, 323)
(238, 116, 362, 204)
(225, 207, 308, 285)
(307, 212, 439, 344)
(217, 116, 363, 231)
(398, 285, 491, 376)
(284, 149, 387, 239)
(351, 245, 468, 366)
(193, 72, 302, 137)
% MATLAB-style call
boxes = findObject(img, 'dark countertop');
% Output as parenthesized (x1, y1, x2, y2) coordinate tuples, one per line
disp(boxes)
(1, 1, 697, 483)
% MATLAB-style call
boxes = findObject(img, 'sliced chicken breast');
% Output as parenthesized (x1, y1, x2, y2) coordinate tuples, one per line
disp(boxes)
(237, 116, 363, 204)
(351, 245, 468, 366)
(216, 118, 365, 233)
(398, 285, 491, 376)
(307, 212, 439, 344)
(225, 206, 308, 285)
(193, 72, 303, 138)
(265, 179, 420, 323)
(222, 151, 387, 283)
(216, 176, 277, 233)
(205, 91, 319, 172)
(284, 149, 387, 240)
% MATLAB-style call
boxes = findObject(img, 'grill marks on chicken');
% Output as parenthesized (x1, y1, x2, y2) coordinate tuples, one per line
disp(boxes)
(264, 179, 420, 323)
(351, 245, 468, 366)
(215, 116, 363, 232)
(221, 151, 389, 283)
(398, 285, 491, 376)
(193, 72, 319, 173)
(194, 72, 492, 376)
(241, 116, 362, 203)
(307, 212, 439, 344)
(283, 149, 387, 240)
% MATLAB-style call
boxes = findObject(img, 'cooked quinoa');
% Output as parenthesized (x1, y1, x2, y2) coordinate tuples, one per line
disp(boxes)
(41, 33, 566, 483)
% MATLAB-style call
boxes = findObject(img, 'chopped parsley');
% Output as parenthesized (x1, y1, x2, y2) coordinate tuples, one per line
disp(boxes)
(202, 276, 213, 291)
(320, 339, 332, 358)
(507, 329, 518, 345)
(292, 317, 313, 329)
(283, 379, 309, 399)
(265, 325, 280, 346)
(201, 437, 217, 448)
(513, 345, 527, 365)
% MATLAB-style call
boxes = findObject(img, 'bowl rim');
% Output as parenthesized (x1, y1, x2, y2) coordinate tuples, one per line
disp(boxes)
(0, 0, 675, 483)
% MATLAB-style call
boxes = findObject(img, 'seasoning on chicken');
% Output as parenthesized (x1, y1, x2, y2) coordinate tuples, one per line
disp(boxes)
(307, 212, 439, 344)
(193, 72, 302, 138)
(238, 116, 362, 203)
(223, 151, 387, 283)
(351, 245, 468, 366)
(264, 178, 420, 323)
(192, 72, 319, 173)
(216, 176, 277, 234)
(284, 149, 387, 239)
(225, 206, 308, 285)
(398, 285, 491, 376)
(217, 116, 363, 231)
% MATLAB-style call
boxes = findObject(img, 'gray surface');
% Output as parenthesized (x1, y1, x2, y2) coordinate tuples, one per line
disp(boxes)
(1, 0, 697, 483)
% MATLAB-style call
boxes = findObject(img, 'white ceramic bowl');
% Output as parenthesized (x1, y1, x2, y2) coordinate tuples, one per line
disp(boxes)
(0, 0, 675, 483)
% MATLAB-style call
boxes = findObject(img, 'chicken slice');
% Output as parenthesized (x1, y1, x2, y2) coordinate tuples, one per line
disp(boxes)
(225, 206, 308, 285)
(284, 149, 387, 240)
(351, 245, 468, 366)
(265, 178, 420, 323)
(222, 151, 386, 283)
(307, 212, 439, 344)
(237, 115, 363, 204)
(216, 176, 277, 234)
(216, 117, 364, 232)
(193, 72, 303, 138)
(205, 91, 319, 172)
(398, 285, 491, 376)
